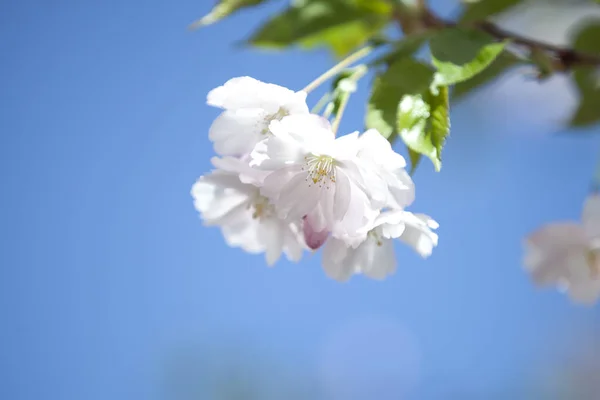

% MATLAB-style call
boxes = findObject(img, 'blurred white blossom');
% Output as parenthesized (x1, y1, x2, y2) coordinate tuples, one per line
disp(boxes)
(524, 194, 600, 304)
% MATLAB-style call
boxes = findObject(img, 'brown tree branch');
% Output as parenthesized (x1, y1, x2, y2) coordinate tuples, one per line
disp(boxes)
(393, 3, 600, 71)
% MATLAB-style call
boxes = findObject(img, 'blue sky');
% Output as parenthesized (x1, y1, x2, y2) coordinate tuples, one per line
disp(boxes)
(2, 0, 600, 399)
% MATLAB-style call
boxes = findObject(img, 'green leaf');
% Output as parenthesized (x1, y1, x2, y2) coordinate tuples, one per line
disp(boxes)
(248, 0, 391, 56)
(459, 0, 524, 23)
(398, 86, 450, 172)
(365, 59, 435, 139)
(300, 19, 385, 58)
(407, 149, 422, 175)
(189, 0, 268, 29)
(428, 85, 450, 156)
(572, 19, 600, 55)
(570, 68, 600, 127)
(432, 40, 508, 87)
(568, 20, 600, 127)
(451, 51, 520, 100)
(430, 27, 497, 65)
(369, 31, 432, 66)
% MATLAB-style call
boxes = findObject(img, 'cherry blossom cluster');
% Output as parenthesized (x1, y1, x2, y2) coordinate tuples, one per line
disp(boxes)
(523, 193, 600, 304)
(191, 77, 438, 281)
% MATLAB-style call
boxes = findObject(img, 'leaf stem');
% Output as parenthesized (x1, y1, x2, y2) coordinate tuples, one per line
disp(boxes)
(331, 93, 350, 136)
(310, 92, 331, 114)
(302, 46, 372, 94)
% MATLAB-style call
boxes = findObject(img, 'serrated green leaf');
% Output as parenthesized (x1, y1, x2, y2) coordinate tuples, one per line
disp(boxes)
(432, 40, 508, 87)
(397, 86, 450, 172)
(459, 0, 523, 23)
(452, 51, 520, 99)
(407, 149, 422, 175)
(397, 95, 433, 167)
(366, 59, 435, 138)
(428, 85, 450, 156)
(248, 0, 391, 56)
(189, 0, 268, 29)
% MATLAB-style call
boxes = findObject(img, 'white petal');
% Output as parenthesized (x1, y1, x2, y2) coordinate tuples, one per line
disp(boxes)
(207, 76, 302, 114)
(322, 236, 396, 281)
(283, 221, 305, 262)
(277, 172, 321, 220)
(271, 114, 334, 147)
(333, 167, 351, 221)
(330, 131, 361, 160)
(583, 194, 600, 241)
(386, 169, 416, 209)
(355, 237, 397, 280)
(260, 165, 300, 201)
(209, 108, 267, 156)
(191, 172, 252, 222)
(354, 129, 415, 209)
(330, 173, 379, 242)
(322, 238, 353, 282)
(222, 215, 264, 253)
(340, 159, 388, 208)
(285, 91, 310, 115)
(358, 129, 407, 170)
(376, 211, 407, 239)
(259, 218, 284, 266)
(207, 76, 264, 109)
(210, 156, 268, 186)
(254, 122, 308, 169)
(397, 212, 439, 258)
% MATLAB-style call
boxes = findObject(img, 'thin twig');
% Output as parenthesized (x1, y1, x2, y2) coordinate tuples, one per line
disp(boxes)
(393, 4, 600, 71)
(301, 46, 372, 94)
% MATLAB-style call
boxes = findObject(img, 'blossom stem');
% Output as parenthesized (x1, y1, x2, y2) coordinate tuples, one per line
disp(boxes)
(310, 92, 331, 114)
(331, 93, 350, 136)
(301, 46, 372, 94)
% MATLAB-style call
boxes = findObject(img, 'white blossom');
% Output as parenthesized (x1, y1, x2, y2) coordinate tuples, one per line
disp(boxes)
(322, 210, 439, 281)
(207, 77, 309, 157)
(250, 114, 381, 245)
(191, 157, 305, 265)
(523, 194, 600, 305)
(193, 74, 440, 278)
